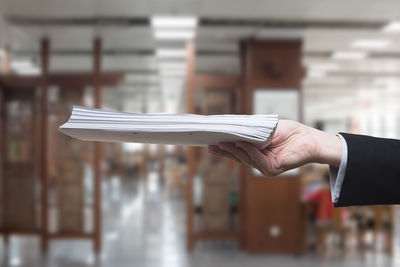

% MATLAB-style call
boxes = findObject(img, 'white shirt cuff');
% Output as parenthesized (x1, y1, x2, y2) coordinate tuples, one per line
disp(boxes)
(329, 134, 348, 203)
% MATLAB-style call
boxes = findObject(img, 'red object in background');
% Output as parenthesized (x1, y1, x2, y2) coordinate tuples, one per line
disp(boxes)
(305, 188, 334, 221)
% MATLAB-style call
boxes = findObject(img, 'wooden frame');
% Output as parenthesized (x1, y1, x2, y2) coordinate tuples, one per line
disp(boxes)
(239, 39, 304, 253)
(185, 42, 196, 251)
(0, 38, 123, 253)
(0, 87, 39, 244)
(185, 41, 240, 251)
(41, 38, 50, 251)
(93, 37, 102, 252)
(0, 74, 122, 89)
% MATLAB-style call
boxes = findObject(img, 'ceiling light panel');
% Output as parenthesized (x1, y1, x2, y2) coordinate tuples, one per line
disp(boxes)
(332, 51, 368, 60)
(154, 30, 195, 40)
(11, 59, 41, 75)
(151, 16, 198, 28)
(11, 60, 34, 69)
(307, 69, 326, 78)
(351, 39, 390, 49)
(15, 68, 40, 75)
(159, 68, 185, 76)
(382, 21, 400, 32)
(156, 49, 187, 58)
(307, 63, 340, 71)
(158, 62, 186, 70)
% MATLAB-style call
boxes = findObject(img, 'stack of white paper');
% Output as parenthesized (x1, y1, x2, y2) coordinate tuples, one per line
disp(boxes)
(59, 106, 279, 148)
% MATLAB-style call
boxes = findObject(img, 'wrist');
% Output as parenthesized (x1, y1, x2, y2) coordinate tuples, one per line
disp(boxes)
(313, 130, 342, 168)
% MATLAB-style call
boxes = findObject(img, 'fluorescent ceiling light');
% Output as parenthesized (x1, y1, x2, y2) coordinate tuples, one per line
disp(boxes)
(159, 63, 186, 75)
(11, 60, 41, 75)
(158, 62, 186, 70)
(161, 78, 184, 84)
(382, 21, 400, 32)
(351, 39, 390, 49)
(15, 67, 41, 75)
(332, 51, 367, 60)
(123, 143, 143, 153)
(308, 63, 340, 71)
(156, 49, 187, 58)
(307, 69, 326, 78)
(154, 30, 195, 40)
(11, 60, 33, 69)
(151, 16, 198, 28)
(159, 68, 185, 76)
(124, 74, 159, 83)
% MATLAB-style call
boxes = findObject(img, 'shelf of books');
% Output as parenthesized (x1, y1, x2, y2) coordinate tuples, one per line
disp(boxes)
(47, 88, 88, 237)
(0, 87, 41, 242)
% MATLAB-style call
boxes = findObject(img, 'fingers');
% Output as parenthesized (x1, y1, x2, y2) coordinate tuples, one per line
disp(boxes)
(209, 142, 277, 176)
(208, 145, 241, 163)
(235, 141, 270, 175)
(218, 142, 253, 166)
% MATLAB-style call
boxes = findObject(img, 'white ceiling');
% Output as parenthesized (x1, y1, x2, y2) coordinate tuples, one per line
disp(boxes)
(1, 0, 400, 21)
(0, 0, 400, 119)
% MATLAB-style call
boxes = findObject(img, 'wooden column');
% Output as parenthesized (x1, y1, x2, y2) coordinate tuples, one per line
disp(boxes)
(238, 41, 247, 249)
(1, 22, 10, 74)
(93, 38, 102, 253)
(185, 41, 196, 251)
(0, 22, 8, 235)
(239, 39, 303, 253)
(1, 46, 10, 75)
(0, 91, 3, 246)
(40, 38, 50, 252)
(0, 26, 6, 246)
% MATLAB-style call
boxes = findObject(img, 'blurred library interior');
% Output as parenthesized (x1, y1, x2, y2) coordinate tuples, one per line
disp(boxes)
(1, 0, 400, 266)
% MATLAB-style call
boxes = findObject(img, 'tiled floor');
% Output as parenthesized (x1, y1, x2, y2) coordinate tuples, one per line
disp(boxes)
(0, 171, 394, 267)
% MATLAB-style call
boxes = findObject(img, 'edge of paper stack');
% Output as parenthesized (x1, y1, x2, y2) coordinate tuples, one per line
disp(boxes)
(59, 106, 279, 149)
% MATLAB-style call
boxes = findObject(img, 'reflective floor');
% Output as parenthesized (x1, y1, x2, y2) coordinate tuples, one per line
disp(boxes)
(0, 170, 394, 267)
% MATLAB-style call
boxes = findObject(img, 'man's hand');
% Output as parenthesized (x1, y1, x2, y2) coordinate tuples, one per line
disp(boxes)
(208, 120, 342, 176)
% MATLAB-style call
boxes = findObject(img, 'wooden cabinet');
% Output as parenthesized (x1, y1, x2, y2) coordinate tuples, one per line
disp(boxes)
(1, 89, 40, 232)
(239, 39, 304, 253)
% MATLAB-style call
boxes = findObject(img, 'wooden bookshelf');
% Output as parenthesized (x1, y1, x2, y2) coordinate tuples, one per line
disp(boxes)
(185, 41, 240, 251)
(0, 38, 123, 253)
(0, 87, 40, 243)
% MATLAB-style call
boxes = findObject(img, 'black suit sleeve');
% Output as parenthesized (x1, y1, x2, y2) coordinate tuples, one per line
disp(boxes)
(335, 133, 400, 207)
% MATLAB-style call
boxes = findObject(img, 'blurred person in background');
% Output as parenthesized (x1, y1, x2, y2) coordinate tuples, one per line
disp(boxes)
(303, 172, 334, 223)
(303, 171, 334, 252)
